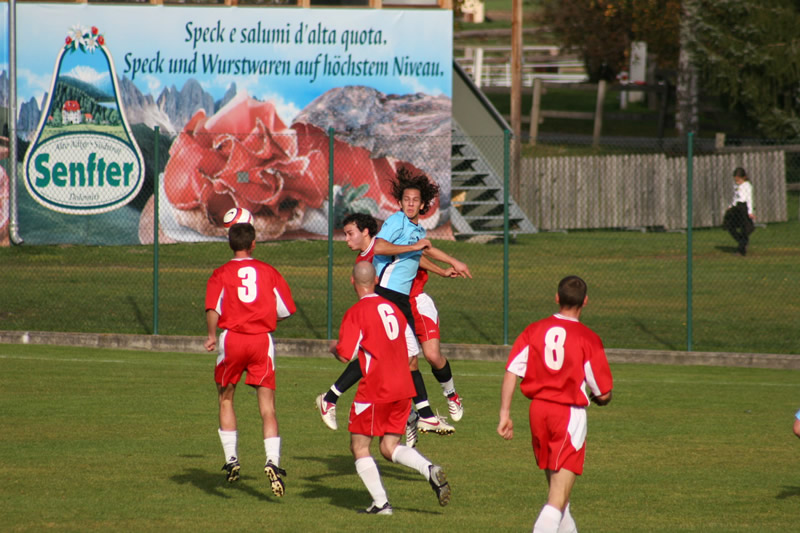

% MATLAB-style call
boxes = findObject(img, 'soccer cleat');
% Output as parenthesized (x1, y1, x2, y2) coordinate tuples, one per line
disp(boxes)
(417, 412, 455, 435)
(428, 464, 451, 507)
(315, 393, 338, 431)
(405, 409, 420, 448)
(221, 458, 240, 483)
(447, 393, 464, 422)
(265, 461, 287, 497)
(357, 501, 393, 515)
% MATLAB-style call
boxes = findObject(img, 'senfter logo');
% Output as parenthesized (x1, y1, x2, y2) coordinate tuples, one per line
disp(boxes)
(24, 25, 144, 214)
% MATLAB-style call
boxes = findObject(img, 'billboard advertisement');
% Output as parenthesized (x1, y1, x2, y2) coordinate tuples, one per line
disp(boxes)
(4, 4, 452, 244)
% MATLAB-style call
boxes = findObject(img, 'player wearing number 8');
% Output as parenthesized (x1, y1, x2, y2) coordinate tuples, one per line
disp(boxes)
(204, 223, 296, 496)
(497, 276, 613, 533)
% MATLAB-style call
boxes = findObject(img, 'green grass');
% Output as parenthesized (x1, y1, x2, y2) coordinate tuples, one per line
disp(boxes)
(2, 344, 800, 532)
(1, 197, 799, 354)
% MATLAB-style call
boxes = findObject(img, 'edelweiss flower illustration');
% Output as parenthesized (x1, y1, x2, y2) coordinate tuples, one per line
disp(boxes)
(65, 25, 105, 53)
(66, 25, 85, 50)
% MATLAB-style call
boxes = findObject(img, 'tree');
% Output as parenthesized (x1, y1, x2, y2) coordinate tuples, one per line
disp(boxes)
(541, 0, 680, 82)
(687, 0, 800, 139)
(676, 0, 700, 136)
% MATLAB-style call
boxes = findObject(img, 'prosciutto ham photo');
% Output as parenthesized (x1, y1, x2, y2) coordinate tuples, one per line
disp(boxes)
(145, 92, 441, 242)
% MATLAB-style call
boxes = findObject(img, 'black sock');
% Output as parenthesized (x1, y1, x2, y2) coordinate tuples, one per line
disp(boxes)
(324, 359, 363, 404)
(431, 360, 452, 384)
(411, 370, 435, 419)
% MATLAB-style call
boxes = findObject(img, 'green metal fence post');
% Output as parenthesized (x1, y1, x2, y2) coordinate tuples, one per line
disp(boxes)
(153, 126, 160, 336)
(686, 131, 694, 351)
(503, 130, 510, 345)
(327, 127, 335, 341)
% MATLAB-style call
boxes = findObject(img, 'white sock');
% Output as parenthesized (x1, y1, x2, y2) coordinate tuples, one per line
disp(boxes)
(440, 378, 456, 397)
(391, 445, 432, 479)
(218, 429, 237, 462)
(355, 457, 388, 507)
(557, 503, 577, 533)
(264, 436, 281, 466)
(415, 400, 431, 413)
(533, 504, 563, 533)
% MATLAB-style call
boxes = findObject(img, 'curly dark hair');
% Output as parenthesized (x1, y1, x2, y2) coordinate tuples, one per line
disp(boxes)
(390, 166, 439, 215)
(341, 212, 378, 237)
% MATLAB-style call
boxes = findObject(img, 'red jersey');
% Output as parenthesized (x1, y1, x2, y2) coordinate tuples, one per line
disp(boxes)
(205, 257, 296, 334)
(336, 293, 418, 403)
(356, 237, 376, 263)
(409, 268, 428, 297)
(506, 314, 613, 407)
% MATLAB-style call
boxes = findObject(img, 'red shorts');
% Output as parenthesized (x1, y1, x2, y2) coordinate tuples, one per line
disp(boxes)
(411, 292, 440, 342)
(214, 330, 276, 389)
(348, 398, 412, 437)
(529, 398, 587, 475)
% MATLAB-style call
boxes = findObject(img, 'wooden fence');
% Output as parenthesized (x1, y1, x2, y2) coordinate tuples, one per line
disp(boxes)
(519, 151, 787, 231)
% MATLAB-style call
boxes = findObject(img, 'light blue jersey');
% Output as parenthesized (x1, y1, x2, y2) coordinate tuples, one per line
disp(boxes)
(373, 211, 426, 295)
(795, 408, 800, 421)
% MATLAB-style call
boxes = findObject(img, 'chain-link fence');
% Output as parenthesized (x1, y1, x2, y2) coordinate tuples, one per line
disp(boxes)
(2, 128, 798, 354)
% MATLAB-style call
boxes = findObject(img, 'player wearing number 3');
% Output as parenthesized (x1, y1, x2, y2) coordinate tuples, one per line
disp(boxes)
(498, 276, 613, 533)
(204, 221, 296, 496)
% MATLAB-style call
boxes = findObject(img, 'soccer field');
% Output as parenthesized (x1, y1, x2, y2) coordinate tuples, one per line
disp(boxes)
(2, 344, 799, 532)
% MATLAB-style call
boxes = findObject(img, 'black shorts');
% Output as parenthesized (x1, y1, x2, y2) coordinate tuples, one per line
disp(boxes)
(374, 285, 417, 337)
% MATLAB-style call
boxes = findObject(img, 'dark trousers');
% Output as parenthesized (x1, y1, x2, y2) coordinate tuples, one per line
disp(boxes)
(723, 202, 754, 247)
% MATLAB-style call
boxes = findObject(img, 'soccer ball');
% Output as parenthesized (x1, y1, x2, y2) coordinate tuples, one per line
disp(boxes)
(222, 207, 254, 229)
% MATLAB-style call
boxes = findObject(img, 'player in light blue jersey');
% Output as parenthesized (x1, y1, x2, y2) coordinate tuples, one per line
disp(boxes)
(372, 210, 427, 295)
(372, 168, 471, 439)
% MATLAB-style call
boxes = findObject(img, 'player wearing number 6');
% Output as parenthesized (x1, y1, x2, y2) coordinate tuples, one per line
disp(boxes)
(498, 276, 613, 533)
(331, 261, 451, 514)
(204, 221, 296, 496)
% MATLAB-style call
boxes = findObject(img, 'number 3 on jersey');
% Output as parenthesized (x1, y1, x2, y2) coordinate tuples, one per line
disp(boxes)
(544, 326, 566, 370)
(237, 266, 258, 303)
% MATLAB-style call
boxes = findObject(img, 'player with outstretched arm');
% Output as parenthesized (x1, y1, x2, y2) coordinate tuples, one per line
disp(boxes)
(497, 275, 613, 533)
(371, 168, 471, 440)
(316, 212, 468, 444)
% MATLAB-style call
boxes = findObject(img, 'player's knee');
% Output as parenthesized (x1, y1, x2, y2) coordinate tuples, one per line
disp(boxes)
(425, 353, 445, 369)
(379, 440, 396, 461)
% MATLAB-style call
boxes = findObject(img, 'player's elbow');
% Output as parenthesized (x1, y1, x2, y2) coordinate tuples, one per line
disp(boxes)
(592, 390, 612, 406)
(793, 419, 800, 439)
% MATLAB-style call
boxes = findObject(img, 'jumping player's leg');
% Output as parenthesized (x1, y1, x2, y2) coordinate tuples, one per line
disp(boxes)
(316, 358, 363, 431)
(422, 338, 463, 421)
(414, 293, 462, 421)
(408, 356, 435, 419)
(323, 358, 363, 405)
(410, 356, 455, 435)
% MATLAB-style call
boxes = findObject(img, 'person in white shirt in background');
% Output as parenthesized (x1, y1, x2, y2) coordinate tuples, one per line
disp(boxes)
(723, 167, 755, 256)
